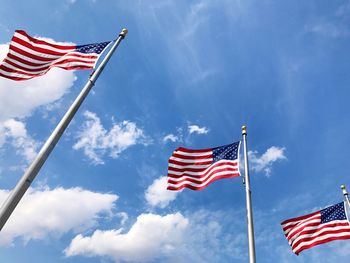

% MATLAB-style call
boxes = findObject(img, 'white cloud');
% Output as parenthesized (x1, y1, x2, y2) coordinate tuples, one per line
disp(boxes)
(0, 44, 76, 122)
(163, 133, 179, 143)
(0, 186, 117, 246)
(145, 176, 179, 208)
(248, 146, 287, 177)
(0, 41, 76, 166)
(64, 212, 189, 262)
(0, 119, 38, 163)
(65, 209, 247, 263)
(188, 125, 209, 135)
(73, 111, 147, 165)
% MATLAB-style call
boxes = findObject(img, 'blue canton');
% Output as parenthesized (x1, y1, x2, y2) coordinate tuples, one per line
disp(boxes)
(212, 141, 240, 163)
(75, 41, 110, 54)
(321, 202, 347, 224)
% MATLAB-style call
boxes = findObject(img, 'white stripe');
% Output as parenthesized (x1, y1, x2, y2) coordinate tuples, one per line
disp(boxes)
(292, 228, 350, 253)
(290, 222, 350, 246)
(0, 68, 33, 79)
(11, 42, 69, 60)
(169, 156, 213, 163)
(174, 150, 212, 157)
(168, 163, 210, 170)
(168, 165, 239, 183)
(9, 49, 98, 66)
(6, 52, 98, 70)
(9, 49, 54, 65)
(282, 214, 320, 235)
(14, 32, 76, 53)
(287, 217, 320, 240)
(168, 162, 238, 177)
(0, 62, 48, 74)
(167, 170, 239, 189)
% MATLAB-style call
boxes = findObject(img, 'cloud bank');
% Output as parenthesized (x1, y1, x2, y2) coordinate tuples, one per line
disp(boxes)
(0, 186, 117, 246)
(65, 213, 188, 262)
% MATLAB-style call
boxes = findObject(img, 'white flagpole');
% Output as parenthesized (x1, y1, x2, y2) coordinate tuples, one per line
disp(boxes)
(0, 28, 128, 231)
(341, 185, 350, 207)
(242, 125, 256, 263)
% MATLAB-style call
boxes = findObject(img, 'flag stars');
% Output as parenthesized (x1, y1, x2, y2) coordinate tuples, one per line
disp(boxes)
(76, 42, 110, 54)
(321, 202, 347, 224)
(213, 141, 240, 162)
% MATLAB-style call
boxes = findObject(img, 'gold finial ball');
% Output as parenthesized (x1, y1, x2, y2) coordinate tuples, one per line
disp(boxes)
(242, 125, 247, 135)
(341, 185, 346, 190)
(121, 28, 128, 35)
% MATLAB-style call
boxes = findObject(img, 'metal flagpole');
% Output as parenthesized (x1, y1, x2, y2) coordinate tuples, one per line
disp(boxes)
(0, 28, 128, 231)
(242, 125, 256, 263)
(341, 185, 350, 207)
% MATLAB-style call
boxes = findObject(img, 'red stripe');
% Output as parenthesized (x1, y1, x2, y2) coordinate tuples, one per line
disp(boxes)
(168, 159, 212, 166)
(294, 233, 350, 255)
(281, 211, 320, 226)
(15, 30, 76, 50)
(168, 165, 238, 180)
(175, 147, 212, 153)
(3, 59, 50, 72)
(0, 64, 43, 77)
(7, 53, 50, 67)
(167, 173, 240, 191)
(171, 152, 213, 160)
(283, 214, 321, 236)
(168, 167, 239, 185)
(12, 36, 72, 56)
(290, 222, 350, 248)
(168, 161, 238, 173)
(0, 72, 30, 81)
(9, 45, 57, 62)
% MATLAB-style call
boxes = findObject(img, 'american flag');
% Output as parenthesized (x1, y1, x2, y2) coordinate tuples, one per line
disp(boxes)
(167, 141, 241, 191)
(281, 202, 350, 255)
(0, 30, 110, 81)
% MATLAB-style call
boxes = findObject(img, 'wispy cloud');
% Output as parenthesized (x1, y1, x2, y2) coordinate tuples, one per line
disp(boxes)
(163, 124, 209, 145)
(162, 133, 179, 143)
(73, 111, 148, 165)
(0, 119, 39, 164)
(0, 186, 117, 246)
(188, 125, 209, 135)
(248, 146, 286, 177)
(145, 176, 179, 208)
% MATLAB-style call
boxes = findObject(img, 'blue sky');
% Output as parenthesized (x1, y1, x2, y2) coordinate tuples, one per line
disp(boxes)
(0, 0, 350, 262)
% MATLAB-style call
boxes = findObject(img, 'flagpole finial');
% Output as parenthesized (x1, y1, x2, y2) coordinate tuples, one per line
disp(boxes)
(119, 28, 128, 38)
(341, 185, 348, 195)
(242, 125, 247, 135)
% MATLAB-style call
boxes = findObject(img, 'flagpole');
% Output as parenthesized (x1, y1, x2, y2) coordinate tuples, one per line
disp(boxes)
(0, 28, 128, 231)
(242, 125, 256, 263)
(341, 185, 350, 207)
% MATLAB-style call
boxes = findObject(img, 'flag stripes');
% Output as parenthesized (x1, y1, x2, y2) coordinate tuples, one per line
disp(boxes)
(167, 142, 240, 191)
(281, 202, 350, 255)
(0, 30, 110, 81)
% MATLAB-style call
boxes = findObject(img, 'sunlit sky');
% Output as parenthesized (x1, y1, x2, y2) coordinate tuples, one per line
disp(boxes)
(0, 1, 350, 262)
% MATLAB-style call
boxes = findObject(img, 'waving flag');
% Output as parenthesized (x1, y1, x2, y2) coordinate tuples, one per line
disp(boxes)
(167, 141, 241, 191)
(281, 202, 350, 255)
(0, 30, 110, 81)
